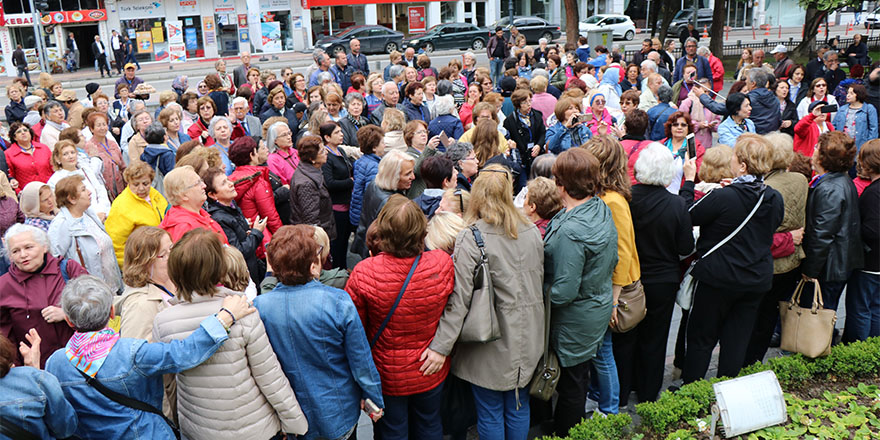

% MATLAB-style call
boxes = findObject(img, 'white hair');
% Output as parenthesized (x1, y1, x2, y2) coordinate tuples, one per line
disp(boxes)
(4, 224, 50, 254)
(640, 59, 657, 73)
(232, 96, 249, 107)
(697, 46, 710, 57)
(208, 116, 232, 137)
(61, 275, 114, 332)
(538, 38, 548, 45)
(433, 95, 455, 116)
(265, 122, 289, 153)
(634, 142, 677, 187)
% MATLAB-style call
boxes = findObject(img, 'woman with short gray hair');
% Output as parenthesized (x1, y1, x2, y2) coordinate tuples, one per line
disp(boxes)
(428, 94, 464, 140)
(266, 121, 298, 185)
(0, 223, 89, 368)
(140, 121, 177, 194)
(621, 142, 695, 402)
(44, 275, 256, 439)
(208, 116, 234, 174)
(443, 141, 477, 190)
(339, 92, 369, 147)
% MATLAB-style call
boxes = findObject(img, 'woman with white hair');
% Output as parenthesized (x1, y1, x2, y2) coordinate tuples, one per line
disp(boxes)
(621, 142, 695, 403)
(350, 150, 415, 258)
(265, 121, 298, 186)
(339, 92, 370, 147)
(0, 224, 89, 368)
(428, 95, 464, 139)
(45, 274, 255, 439)
(208, 116, 235, 175)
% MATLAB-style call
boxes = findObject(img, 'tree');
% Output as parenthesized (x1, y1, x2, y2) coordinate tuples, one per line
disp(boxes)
(794, 0, 859, 59)
(564, 0, 579, 47)
(709, 0, 725, 57)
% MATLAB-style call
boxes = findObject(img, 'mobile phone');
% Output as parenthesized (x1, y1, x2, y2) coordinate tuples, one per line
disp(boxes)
(438, 130, 452, 147)
(577, 113, 593, 123)
(364, 398, 380, 415)
(686, 133, 696, 159)
(820, 104, 838, 113)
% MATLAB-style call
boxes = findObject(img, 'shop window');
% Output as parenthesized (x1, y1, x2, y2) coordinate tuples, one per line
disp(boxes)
(441, 2, 456, 22)
(121, 18, 168, 63)
(10, 27, 38, 51)
(4, 0, 28, 14)
(180, 16, 204, 58)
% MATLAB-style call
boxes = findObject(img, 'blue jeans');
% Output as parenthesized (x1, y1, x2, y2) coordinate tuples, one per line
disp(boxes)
(587, 329, 620, 414)
(374, 381, 444, 440)
(489, 58, 504, 90)
(16, 66, 30, 85)
(470, 384, 530, 440)
(844, 271, 880, 342)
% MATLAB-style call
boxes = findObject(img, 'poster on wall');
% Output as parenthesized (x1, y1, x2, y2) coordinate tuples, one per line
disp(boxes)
(166, 20, 187, 63)
(178, 0, 198, 16)
(151, 26, 164, 43)
(239, 28, 249, 44)
(261, 21, 281, 53)
(203, 16, 216, 45)
(154, 42, 169, 61)
(408, 6, 426, 33)
(185, 27, 199, 50)
(136, 31, 153, 53)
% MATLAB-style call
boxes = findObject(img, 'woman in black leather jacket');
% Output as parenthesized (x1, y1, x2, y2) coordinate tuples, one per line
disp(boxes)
(802, 131, 863, 319)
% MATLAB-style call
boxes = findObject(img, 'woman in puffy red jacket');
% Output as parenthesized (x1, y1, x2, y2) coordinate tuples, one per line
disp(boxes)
(227, 136, 283, 243)
(345, 194, 454, 440)
(794, 101, 835, 157)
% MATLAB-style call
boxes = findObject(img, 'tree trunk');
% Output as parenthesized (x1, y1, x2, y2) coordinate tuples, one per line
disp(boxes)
(709, 0, 725, 57)
(659, 3, 677, 43)
(564, 0, 579, 48)
(794, 6, 824, 59)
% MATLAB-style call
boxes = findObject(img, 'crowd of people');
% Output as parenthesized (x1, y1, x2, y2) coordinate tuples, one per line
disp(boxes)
(0, 29, 878, 440)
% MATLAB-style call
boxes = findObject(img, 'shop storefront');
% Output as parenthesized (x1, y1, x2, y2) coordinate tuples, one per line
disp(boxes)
(177, 0, 204, 58)
(259, 0, 297, 52)
(213, 0, 239, 56)
(117, 0, 168, 62)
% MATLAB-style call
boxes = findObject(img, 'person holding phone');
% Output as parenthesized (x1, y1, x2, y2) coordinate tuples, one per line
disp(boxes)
(547, 97, 593, 154)
(794, 100, 835, 157)
(658, 111, 706, 192)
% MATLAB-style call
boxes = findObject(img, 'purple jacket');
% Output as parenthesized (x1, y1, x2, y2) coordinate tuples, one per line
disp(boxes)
(0, 196, 25, 238)
(0, 254, 88, 367)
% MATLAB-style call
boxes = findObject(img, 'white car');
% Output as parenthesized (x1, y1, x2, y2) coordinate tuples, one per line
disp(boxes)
(579, 14, 636, 41)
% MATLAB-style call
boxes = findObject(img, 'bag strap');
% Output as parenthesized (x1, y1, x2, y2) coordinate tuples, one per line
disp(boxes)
(74, 238, 85, 267)
(370, 254, 421, 348)
(701, 188, 766, 260)
(0, 415, 41, 440)
(76, 369, 180, 439)
(470, 225, 487, 263)
(60, 258, 70, 283)
(540, 275, 552, 365)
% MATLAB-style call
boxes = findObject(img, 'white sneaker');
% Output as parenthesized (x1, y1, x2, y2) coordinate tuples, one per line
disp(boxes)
(591, 409, 608, 419)
(584, 397, 599, 413)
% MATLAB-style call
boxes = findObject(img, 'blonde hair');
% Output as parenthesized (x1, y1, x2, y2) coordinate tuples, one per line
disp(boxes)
(698, 146, 735, 183)
(466, 164, 528, 239)
(381, 108, 406, 132)
(734, 133, 774, 176)
(220, 245, 250, 292)
(159, 90, 178, 107)
(530, 76, 548, 94)
(583, 135, 632, 201)
(763, 132, 795, 171)
(366, 73, 384, 94)
(426, 211, 467, 254)
(526, 177, 563, 220)
(441, 188, 470, 215)
(312, 225, 331, 263)
(122, 226, 170, 288)
(163, 165, 197, 206)
(50, 140, 77, 171)
(374, 150, 415, 191)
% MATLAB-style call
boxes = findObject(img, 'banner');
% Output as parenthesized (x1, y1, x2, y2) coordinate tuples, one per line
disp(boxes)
(166, 20, 187, 63)
(261, 21, 281, 53)
(136, 31, 153, 53)
(40, 9, 107, 24)
(246, 0, 262, 52)
(0, 2, 7, 26)
(203, 16, 216, 45)
(408, 6, 425, 33)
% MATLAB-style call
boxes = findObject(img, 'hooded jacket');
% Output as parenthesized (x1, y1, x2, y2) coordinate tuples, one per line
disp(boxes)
(205, 198, 265, 284)
(229, 165, 283, 242)
(350, 154, 381, 227)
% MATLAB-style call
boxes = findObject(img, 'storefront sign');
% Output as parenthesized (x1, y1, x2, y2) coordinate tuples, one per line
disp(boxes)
(408, 6, 425, 33)
(203, 16, 216, 45)
(238, 14, 247, 27)
(0, 2, 6, 27)
(39, 9, 107, 24)
(259, 0, 290, 11)
(305, 0, 454, 5)
(136, 31, 153, 53)
(166, 20, 187, 63)
(214, 0, 235, 13)
(178, 0, 199, 16)
(118, 0, 165, 19)
(2, 14, 35, 26)
(261, 21, 281, 53)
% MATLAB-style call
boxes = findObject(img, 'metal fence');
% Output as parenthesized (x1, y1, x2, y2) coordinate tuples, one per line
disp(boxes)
(622, 35, 880, 61)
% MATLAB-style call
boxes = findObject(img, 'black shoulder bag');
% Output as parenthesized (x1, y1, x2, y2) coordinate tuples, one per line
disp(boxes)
(370, 255, 421, 348)
(0, 416, 40, 440)
(75, 369, 181, 439)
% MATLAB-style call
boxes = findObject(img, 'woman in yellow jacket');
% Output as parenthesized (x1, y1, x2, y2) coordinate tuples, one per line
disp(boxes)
(584, 136, 642, 414)
(105, 161, 170, 267)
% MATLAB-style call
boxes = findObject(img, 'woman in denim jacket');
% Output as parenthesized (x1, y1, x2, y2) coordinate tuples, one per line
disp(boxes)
(832, 84, 878, 155)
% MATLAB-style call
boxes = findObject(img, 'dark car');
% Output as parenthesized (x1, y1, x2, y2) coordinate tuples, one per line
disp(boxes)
(492, 16, 561, 44)
(314, 25, 404, 55)
(665, 8, 713, 36)
(402, 23, 490, 52)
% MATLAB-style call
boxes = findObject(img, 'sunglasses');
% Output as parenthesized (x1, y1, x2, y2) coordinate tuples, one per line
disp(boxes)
(671, 122, 689, 128)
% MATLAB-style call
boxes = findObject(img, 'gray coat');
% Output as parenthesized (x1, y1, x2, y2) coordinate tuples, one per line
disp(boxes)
(430, 219, 545, 392)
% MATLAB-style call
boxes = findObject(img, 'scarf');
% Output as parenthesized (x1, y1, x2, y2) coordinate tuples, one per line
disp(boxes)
(65, 327, 120, 377)
(347, 114, 366, 128)
(46, 120, 68, 132)
(732, 174, 760, 185)
(688, 91, 706, 123)
(599, 67, 622, 96)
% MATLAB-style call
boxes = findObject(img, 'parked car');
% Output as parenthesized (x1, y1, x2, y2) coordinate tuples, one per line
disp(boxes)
(665, 8, 714, 36)
(579, 14, 637, 40)
(492, 16, 562, 44)
(864, 4, 880, 28)
(314, 25, 404, 55)
(403, 23, 490, 52)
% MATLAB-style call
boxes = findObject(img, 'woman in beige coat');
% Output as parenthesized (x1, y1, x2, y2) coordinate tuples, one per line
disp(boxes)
(422, 164, 544, 439)
(116, 226, 177, 341)
(153, 228, 308, 440)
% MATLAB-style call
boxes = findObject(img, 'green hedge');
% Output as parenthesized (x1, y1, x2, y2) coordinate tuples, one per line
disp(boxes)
(541, 336, 880, 440)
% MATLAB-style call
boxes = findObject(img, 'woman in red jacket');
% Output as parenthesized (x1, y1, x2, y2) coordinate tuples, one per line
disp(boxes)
(346, 194, 454, 440)
(159, 165, 229, 244)
(794, 100, 835, 157)
(227, 136, 283, 243)
(5, 122, 54, 193)
(186, 96, 217, 146)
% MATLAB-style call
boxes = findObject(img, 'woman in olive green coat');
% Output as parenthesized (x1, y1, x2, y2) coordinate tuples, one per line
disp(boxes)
(543, 148, 618, 435)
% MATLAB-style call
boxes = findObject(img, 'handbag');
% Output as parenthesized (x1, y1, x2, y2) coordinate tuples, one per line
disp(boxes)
(370, 255, 421, 348)
(612, 280, 647, 333)
(676, 189, 766, 310)
(779, 280, 837, 358)
(0, 415, 41, 440)
(528, 285, 559, 401)
(459, 225, 501, 343)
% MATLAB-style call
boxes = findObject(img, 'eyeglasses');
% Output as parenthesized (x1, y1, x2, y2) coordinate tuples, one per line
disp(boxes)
(454, 189, 464, 213)
(593, 100, 606, 105)
(15, 128, 30, 134)
(184, 179, 204, 190)
(671, 122, 689, 128)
